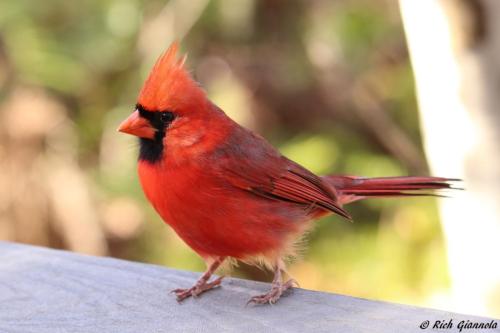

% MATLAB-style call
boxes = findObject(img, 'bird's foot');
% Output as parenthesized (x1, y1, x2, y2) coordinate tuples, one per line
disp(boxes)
(247, 279, 297, 305)
(172, 276, 224, 302)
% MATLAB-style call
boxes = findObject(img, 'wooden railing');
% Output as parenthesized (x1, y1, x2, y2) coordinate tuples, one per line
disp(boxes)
(0, 241, 497, 332)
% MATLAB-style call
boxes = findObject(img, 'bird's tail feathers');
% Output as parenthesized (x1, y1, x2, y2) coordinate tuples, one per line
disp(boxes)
(324, 175, 461, 204)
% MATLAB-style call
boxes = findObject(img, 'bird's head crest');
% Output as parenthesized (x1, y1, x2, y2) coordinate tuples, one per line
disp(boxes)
(137, 41, 205, 113)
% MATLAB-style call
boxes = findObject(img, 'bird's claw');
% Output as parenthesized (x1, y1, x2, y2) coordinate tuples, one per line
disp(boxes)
(247, 279, 297, 305)
(172, 276, 225, 302)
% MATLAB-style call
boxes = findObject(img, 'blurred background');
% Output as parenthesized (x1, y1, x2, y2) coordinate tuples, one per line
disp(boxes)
(0, 0, 499, 318)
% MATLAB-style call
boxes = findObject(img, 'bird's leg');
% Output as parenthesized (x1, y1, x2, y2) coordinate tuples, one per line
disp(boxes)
(172, 256, 226, 302)
(247, 259, 297, 305)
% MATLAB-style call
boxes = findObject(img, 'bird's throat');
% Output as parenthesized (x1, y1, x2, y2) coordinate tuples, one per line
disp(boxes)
(139, 137, 164, 163)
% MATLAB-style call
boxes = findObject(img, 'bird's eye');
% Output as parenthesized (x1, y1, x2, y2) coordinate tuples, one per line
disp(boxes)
(160, 111, 175, 124)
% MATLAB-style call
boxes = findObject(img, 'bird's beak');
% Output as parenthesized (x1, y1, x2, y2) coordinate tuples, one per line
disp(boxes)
(117, 110, 156, 139)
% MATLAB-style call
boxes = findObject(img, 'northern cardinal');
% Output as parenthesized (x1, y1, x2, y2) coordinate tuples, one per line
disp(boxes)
(118, 42, 456, 305)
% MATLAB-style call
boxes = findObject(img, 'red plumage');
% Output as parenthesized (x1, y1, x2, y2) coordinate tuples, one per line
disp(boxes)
(118, 42, 457, 304)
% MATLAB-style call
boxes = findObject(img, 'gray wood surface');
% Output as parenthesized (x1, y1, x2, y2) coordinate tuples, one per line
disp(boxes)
(0, 241, 498, 333)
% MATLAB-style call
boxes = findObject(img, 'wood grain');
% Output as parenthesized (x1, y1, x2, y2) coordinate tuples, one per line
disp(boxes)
(0, 241, 497, 333)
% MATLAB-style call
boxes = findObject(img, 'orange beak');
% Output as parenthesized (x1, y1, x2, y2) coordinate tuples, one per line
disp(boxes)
(117, 110, 156, 139)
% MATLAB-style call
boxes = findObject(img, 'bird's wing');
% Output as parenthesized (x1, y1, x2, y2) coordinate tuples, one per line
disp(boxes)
(216, 128, 351, 220)
(260, 162, 351, 219)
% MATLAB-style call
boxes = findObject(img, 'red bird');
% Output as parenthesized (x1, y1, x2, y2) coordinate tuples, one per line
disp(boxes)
(118, 42, 456, 304)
